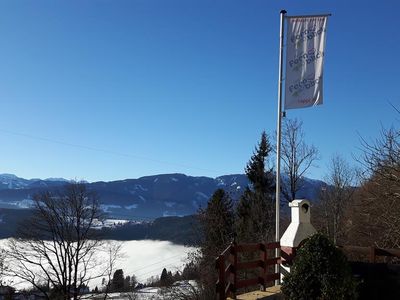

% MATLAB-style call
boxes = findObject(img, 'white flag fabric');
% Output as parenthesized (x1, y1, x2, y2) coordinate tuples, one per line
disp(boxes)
(284, 16, 328, 110)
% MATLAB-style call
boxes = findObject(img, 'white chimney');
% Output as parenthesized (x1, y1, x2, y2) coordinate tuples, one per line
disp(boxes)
(281, 199, 316, 247)
(280, 199, 316, 279)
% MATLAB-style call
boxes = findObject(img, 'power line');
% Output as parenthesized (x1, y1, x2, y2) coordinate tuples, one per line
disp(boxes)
(136, 261, 187, 281)
(0, 128, 225, 176)
(133, 254, 186, 272)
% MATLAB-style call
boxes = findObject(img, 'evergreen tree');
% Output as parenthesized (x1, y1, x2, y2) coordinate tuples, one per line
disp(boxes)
(198, 188, 235, 299)
(123, 275, 131, 291)
(236, 131, 275, 243)
(112, 269, 124, 291)
(160, 268, 168, 281)
(199, 189, 234, 257)
(160, 268, 172, 286)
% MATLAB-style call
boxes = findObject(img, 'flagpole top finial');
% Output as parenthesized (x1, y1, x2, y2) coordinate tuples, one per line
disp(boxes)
(280, 10, 287, 14)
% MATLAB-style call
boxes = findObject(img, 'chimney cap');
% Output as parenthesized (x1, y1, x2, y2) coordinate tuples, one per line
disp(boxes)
(289, 199, 310, 208)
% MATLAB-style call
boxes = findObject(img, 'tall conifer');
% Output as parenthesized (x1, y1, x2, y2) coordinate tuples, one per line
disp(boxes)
(198, 188, 234, 299)
(200, 188, 234, 257)
(236, 131, 275, 243)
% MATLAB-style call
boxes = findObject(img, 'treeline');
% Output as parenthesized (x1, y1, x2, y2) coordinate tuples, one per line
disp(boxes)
(99, 269, 137, 293)
(0, 209, 200, 245)
(313, 121, 400, 250)
(101, 215, 201, 245)
(146, 264, 199, 287)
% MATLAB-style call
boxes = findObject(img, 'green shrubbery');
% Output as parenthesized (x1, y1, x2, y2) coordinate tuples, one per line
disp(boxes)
(282, 233, 357, 300)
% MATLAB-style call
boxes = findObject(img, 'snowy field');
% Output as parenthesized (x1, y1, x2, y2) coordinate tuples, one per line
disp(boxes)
(0, 239, 197, 290)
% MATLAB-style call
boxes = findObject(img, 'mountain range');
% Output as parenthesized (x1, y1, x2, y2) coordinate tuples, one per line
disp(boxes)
(0, 173, 325, 219)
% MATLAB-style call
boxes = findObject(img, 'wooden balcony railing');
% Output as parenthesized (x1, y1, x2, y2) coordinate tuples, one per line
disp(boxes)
(215, 241, 280, 300)
(338, 245, 400, 263)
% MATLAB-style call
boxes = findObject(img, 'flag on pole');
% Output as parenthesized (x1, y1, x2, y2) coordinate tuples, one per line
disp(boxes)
(284, 15, 328, 110)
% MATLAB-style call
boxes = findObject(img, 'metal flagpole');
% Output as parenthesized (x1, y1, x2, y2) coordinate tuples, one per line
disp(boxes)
(275, 9, 286, 285)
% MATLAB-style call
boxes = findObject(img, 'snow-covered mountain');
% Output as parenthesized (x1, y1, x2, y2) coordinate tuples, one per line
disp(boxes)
(0, 173, 325, 219)
(0, 173, 69, 190)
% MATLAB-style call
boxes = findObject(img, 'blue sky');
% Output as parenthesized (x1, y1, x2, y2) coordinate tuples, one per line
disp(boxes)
(0, 0, 399, 182)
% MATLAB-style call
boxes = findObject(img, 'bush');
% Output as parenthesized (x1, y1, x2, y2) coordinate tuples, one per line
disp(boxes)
(281, 233, 357, 300)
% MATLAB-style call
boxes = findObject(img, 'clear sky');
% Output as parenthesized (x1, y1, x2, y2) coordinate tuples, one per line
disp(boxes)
(0, 0, 399, 182)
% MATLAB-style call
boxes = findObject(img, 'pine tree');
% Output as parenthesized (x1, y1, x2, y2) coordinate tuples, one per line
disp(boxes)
(236, 131, 275, 243)
(112, 269, 124, 291)
(200, 189, 234, 257)
(160, 268, 172, 286)
(124, 275, 131, 291)
(198, 188, 235, 299)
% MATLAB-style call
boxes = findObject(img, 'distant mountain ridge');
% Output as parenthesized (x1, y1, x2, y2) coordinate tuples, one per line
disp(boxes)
(0, 173, 326, 219)
(0, 173, 70, 190)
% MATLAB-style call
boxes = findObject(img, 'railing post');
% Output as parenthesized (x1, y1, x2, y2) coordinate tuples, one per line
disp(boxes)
(260, 243, 267, 291)
(231, 242, 237, 299)
(218, 254, 226, 300)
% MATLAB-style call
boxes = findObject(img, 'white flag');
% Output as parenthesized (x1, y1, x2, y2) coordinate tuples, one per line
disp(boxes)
(284, 15, 328, 110)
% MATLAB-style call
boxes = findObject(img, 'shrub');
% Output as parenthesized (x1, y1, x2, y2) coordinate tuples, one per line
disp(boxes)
(281, 233, 357, 300)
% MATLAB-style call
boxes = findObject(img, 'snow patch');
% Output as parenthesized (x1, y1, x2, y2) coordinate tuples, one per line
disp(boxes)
(164, 201, 176, 208)
(0, 174, 18, 180)
(17, 199, 34, 209)
(134, 184, 148, 191)
(196, 192, 208, 200)
(163, 211, 177, 217)
(139, 195, 146, 202)
(171, 177, 179, 182)
(91, 218, 129, 230)
(44, 178, 69, 182)
(230, 182, 237, 186)
(103, 219, 129, 227)
(100, 204, 122, 212)
(153, 178, 158, 183)
(125, 204, 138, 210)
(216, 178, 226, 186)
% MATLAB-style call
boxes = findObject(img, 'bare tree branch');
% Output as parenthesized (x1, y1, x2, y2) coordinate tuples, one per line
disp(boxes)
(4, 183, 121, 300)
(280, 118, 320, 202)
(320, 155, 355, 245)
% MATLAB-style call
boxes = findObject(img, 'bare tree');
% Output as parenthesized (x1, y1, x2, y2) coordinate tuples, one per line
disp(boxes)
(281, 118, 319, 202)
(359, 125, 400, 188)
(320, 155, 355, 245)
(161, 281, 201, 300)
(99, 241, 123, 300)
(5, 183, 120, 300)
(351, 121, 400, 248)
(0, 248, 7, 286)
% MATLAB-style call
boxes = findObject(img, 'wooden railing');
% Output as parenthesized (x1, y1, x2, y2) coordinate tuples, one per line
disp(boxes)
(215, 241, 280, 300)
(338, 245, 400, 263)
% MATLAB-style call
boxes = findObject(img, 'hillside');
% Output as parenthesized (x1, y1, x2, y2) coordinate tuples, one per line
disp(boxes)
(0, 173, 325, 219)
(0, 207, 200, 245)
